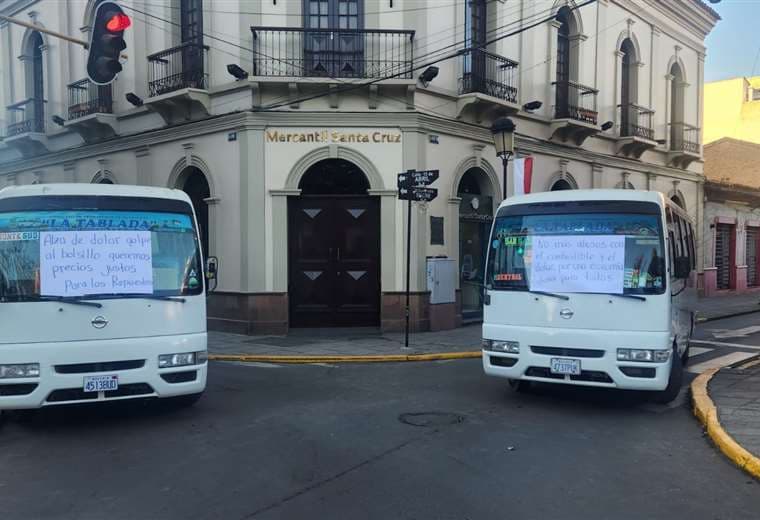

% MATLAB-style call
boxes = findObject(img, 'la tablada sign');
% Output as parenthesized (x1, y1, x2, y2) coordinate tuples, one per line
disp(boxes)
(266, 129, 401, 144)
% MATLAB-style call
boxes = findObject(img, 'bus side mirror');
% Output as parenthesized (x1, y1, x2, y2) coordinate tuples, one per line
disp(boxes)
(674, 256, 690, 279)
(205, 256, 219, 292)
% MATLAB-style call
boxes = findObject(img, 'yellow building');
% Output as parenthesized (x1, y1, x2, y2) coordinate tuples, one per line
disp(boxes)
(704, 76, 760, 144)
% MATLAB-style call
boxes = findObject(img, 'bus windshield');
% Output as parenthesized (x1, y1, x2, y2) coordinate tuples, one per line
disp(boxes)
(0, 203, 202, 301)
(487, 206, 666, 296)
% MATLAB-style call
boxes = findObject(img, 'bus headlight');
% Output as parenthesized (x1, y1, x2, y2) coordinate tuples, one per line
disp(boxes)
(158, 351, 207, 368)
(617, 349, 671, 363)
(482, 339, 520, 354)
(0, 363, 40, 379)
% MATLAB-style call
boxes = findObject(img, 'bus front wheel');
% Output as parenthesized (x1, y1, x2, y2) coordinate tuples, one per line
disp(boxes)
(651, 346, 683, 404)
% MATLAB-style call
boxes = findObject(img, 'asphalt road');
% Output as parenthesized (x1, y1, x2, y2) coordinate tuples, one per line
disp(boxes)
(2, 319, 760, 520)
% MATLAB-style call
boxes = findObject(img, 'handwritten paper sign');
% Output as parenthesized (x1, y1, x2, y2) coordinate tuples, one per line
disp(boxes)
(529, 235, 625, 294)
(39, 231, 154, 297)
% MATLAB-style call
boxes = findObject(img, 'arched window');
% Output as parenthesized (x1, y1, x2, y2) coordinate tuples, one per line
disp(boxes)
(670, 62, 686, 149)
(551, 179, 573, 191)
(620, 38, 638, 137)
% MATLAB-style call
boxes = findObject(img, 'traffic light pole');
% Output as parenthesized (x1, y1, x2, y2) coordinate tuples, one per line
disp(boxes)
(0, 13, 128, 58)
(404, 196, 412, 349)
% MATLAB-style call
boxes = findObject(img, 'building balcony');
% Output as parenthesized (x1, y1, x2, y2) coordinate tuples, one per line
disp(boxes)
(3, 98, 49, 156)
(65, 79, 118, 142)
(145, 42, 211, 124)
(456, 49, 519, 121)
(550, 81, 600, 145)
(615, 103, 656, 159)
(668, 122, 701, 168)
(251, 26, 415, 108)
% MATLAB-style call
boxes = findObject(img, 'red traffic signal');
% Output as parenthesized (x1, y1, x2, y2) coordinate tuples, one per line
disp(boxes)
(106, 13, 131, 33)
(87, 1, 129, 85)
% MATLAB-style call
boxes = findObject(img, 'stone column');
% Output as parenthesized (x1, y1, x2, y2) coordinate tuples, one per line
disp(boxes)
(697, 52, 706, 155)
(63, 161, 76, 183)
(134, 146, 151, 186)
(591, 163, 603, 188)
(650, 26, 660, 115)
(664, 74, 674, 150)
(369, 189, 398, 294)
(647, 171, 657, 191)
(696, 180, 704, 273)
(613, 50, 624, 128)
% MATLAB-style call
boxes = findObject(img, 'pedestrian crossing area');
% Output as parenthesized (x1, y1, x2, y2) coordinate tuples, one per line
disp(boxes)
(686, 343, 758, 374)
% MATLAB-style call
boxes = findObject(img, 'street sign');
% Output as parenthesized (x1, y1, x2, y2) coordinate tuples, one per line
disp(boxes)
(397, 168, 440, 349)
(399, 186, 438, 202)
(397, 169, 439, 189)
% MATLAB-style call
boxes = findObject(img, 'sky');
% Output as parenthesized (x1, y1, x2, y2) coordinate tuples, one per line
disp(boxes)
(705, 0, 760, 82)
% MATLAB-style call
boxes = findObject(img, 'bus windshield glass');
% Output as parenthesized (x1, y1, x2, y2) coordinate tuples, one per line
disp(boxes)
(487, 206, 665, 296)
(0, 204, 202, 301)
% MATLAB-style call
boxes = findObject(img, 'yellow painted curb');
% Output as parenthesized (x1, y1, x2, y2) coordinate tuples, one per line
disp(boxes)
(691, 367, 760, 479)
(208, 351, 481, 364)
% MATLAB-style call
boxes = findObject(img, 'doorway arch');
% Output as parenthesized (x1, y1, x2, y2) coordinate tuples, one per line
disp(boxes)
(457, 166, 495, 322)
(176, 166, 211, 258)
(288, 158, 380, 327)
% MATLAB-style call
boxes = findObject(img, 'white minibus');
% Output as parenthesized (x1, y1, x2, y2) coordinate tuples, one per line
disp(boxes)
(482, 190, 697, 403)
(0, 184, 214, 409)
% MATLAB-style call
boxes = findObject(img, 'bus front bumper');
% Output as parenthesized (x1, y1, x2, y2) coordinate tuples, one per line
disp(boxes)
(481, 326, 673, 391)
(0, 333, 208, 410)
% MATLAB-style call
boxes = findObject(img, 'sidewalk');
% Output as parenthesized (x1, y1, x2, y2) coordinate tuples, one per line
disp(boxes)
(693, 358, 760, 478)
(696, 292, 760, 322)
(209, 324, 482, 359)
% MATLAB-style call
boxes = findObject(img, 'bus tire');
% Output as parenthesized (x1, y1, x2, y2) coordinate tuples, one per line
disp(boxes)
(651, 346, 683, 404)
(681, 342, 691, 367)
(508, 379, 531, 393)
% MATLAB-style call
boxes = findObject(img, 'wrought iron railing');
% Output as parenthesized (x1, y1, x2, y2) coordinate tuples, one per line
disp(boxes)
(553, 81, 599, 125)
(148, 42, 209, 97)
(67, 79, 113, 120)
(670, 122, 700, 154)
(619, 103, 654, 140)
(251, 26, 415, 79)
(5, 98, 46, 136)
(458, 49, 518, 103)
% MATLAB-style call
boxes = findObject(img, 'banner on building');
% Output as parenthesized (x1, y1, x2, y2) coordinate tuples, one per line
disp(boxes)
(513, 157, 533, 196)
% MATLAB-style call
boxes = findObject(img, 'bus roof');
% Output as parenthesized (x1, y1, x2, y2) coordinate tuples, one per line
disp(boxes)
(0, 183, 192, 203)
(498, 189, 666, 208)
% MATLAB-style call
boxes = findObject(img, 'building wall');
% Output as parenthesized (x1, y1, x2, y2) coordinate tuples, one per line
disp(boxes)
(704, 76, 760, 145)
(0, 0, 719, 333)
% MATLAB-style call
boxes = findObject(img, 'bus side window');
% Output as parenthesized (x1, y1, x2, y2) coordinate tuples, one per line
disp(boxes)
(687, 223, 696, 269)
(666, 208, 675, 272)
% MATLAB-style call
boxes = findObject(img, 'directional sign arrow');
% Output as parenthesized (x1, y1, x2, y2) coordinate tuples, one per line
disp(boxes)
(408, 187, 438, 202)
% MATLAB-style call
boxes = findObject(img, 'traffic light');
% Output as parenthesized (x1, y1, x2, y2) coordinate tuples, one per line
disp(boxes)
(86, 1, 131, 85)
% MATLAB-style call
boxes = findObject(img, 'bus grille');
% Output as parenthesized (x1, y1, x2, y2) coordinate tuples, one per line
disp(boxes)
(55, 360, 145, 374)
(530, 346, 605, 358)
(46, 383, 155, 403)
(525, 367, 613, 383)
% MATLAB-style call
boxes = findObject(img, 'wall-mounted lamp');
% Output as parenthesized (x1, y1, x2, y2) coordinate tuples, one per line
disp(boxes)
(227, 64, 249, 80)
(51, 115, 65, 126)
(601, 121, 614, 131)
(126, 93, 143, 107)
(522, 100, 542, 112)
(419, 66, 439, 87)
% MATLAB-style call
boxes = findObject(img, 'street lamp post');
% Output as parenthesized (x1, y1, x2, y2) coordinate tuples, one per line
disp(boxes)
(490, 117, 516, 200)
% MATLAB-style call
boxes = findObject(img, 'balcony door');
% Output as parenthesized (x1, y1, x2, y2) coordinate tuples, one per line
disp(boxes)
(464, 0, 487, 91)
(555, 9, 571, 119)
(31, 32, 45, 132)
(180, 0, 204, 86)
(304, 0, 364, 77)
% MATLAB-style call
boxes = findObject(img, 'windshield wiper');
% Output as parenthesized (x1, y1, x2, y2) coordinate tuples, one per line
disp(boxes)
(528, 290, 570, 301)
(605, 293, 647, 302)
(18, 295, 103, 308)
(81, 293, 187, 303)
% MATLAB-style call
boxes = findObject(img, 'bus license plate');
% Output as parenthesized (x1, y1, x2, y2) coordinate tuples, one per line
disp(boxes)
(83, 374, 119, 392)
(550, 358, 581, 375)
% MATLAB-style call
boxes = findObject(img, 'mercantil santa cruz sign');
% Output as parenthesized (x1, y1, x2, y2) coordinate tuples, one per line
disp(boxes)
(265, 130, 402, 144)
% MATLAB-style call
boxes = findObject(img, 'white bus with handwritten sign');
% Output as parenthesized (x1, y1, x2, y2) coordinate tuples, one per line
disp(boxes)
(482, 190, 696, 403)
(0, 184, 216, 410)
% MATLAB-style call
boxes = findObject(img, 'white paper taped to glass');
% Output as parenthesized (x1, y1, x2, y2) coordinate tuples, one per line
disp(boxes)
(39, 230, 154, 297)
(529, 235, 625, 294)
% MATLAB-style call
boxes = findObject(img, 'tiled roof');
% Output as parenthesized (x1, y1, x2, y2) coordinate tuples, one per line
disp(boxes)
(704, 138, 760, 189)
